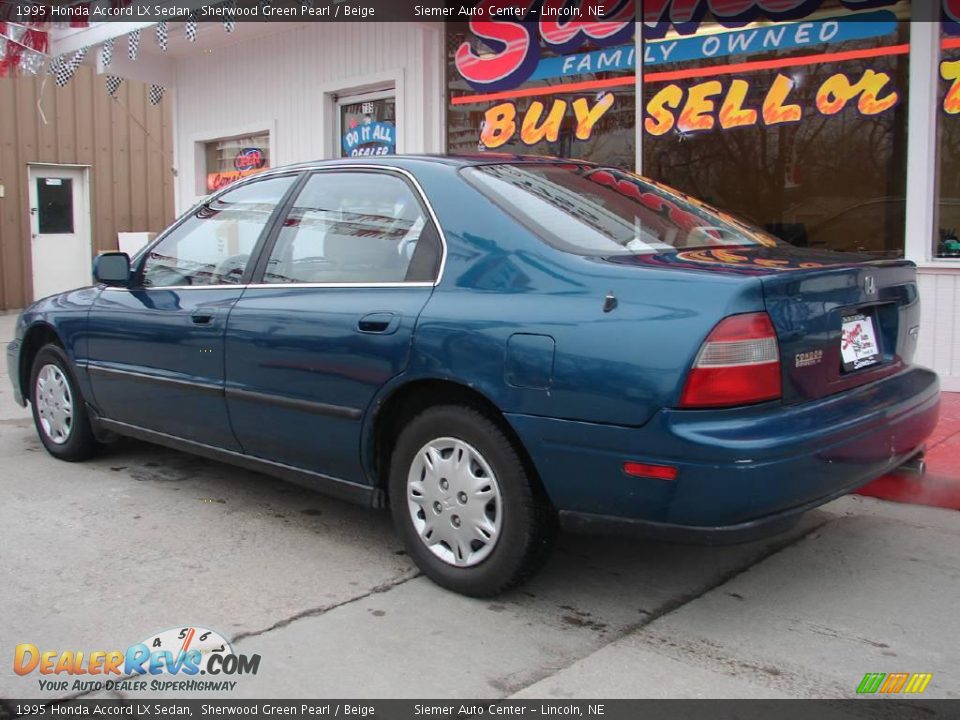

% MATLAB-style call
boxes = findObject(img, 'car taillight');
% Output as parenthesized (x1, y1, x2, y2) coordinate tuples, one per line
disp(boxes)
(679, 312, 781, 408)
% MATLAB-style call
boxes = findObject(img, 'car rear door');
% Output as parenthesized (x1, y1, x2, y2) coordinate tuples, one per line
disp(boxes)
(223, 168, 443, 483)
(85, 174, 300, 448)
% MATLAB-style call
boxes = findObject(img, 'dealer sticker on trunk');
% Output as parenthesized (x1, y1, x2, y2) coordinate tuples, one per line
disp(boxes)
(841, 313, 881, 371)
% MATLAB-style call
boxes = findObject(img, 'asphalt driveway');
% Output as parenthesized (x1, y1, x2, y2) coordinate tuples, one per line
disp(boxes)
(1, 312, 957, 700)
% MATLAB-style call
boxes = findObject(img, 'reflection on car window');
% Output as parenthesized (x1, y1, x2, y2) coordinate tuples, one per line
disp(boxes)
(141, 175, 296, 288)
(263, 172, 438, 284)
(463, 163, 780, 256)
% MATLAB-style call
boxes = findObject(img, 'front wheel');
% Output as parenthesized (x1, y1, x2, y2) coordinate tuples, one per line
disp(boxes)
(29, 344, 100, 461)
(389, 405, 556, 596)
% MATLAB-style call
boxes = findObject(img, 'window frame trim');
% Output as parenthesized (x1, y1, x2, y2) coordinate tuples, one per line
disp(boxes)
(904, 18, 942, 265)
(246, 165, 448, 289)
(131, 171, 305, 291)
(126, 164, 448, 291)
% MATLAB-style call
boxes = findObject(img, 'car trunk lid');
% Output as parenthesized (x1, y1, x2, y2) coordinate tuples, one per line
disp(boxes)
(760, 257, 919, 404)
(603, 245, 921, 405)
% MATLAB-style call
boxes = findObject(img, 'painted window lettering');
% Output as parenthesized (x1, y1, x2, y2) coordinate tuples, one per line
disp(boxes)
(643, 13, 897, 67)
(454, 0, 634, 91)
(944, 60, 960, 115)
(480, 93, 614, 148)
(947, 0, 959, 23)
(342, 122, 396, 156)
(644, 69, 899, 137)
(641, 0, 902, 39)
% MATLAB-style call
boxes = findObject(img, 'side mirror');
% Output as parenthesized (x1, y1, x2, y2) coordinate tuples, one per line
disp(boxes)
(93, 252, 131, 286)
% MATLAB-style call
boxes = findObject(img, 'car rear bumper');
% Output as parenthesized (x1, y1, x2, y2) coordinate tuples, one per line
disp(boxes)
(506, 366, 940, 532)
(556, 456, 918, 543)
(6, 338, 25, 407)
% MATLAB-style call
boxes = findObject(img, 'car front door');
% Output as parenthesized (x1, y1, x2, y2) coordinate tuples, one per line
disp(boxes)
(85, 174, 300, 449)
(224, 169, 443, 483)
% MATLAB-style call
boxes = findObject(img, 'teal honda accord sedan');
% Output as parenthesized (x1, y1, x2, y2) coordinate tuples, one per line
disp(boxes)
(7, 156, 939, 596)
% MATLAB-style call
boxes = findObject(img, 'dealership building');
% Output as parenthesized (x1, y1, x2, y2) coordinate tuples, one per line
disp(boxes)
(33, 0, 960, 388)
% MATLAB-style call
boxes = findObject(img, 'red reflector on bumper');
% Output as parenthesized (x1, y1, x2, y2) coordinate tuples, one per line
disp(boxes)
(623, 461, 678, 481)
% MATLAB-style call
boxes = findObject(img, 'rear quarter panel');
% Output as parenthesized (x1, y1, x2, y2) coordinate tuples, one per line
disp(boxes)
(406, 163, 768, 427)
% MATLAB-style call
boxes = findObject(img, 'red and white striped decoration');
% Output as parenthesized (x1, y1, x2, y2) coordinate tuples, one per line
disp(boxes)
(0, 21, 49, 78)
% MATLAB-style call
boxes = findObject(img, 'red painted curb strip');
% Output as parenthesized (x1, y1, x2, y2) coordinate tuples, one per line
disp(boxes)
(855, 392, 960, 511)
(857, 473, 960, 511)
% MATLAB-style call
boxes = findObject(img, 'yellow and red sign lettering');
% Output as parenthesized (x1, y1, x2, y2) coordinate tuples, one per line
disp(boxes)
(718, 79, 758, 130)
(520, 100, 566, 144)
(762, 74, 803, 125)
(943, 60, 960, 115)
(645, 68, 898, 136)
(815, 69, 898, 115)
(206, 167, 267, 192)
(481, 93, 615, 148)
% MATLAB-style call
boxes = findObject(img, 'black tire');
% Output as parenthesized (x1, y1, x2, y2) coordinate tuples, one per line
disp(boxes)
(29, 344, 100, 461)
(389, 405, 556, 596)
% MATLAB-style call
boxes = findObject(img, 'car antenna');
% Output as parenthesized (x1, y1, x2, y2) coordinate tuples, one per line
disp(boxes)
(602, 291, 618, 313)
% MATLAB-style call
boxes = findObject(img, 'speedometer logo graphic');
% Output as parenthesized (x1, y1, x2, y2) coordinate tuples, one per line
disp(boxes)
(140, 626, 232, 673)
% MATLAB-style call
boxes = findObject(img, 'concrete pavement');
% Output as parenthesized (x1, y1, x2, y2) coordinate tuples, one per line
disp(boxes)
(1, 312, 957, 700)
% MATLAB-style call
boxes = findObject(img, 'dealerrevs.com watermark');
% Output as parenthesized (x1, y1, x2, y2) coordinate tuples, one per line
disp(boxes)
(13, 626, 260, 693)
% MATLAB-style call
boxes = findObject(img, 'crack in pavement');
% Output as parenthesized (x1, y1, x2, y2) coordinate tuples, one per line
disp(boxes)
(230, 569, 422, 644)
(501, 516, 837, 697)
(22, 516, 831, 703)
(45, 570, 422, 703)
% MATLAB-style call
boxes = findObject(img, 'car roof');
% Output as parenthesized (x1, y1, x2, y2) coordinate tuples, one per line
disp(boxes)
(203, 154, 590, 205)
(269, 153, 589, 173)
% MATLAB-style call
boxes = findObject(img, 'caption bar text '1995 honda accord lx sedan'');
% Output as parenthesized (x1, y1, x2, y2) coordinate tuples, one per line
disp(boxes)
(7, 155, 940, 596)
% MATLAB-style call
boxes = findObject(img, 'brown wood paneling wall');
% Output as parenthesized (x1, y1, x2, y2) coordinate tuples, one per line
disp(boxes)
(0, 65, 173, 310)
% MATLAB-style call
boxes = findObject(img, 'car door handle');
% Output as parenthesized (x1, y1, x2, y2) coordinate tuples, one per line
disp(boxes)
(191, 310, 218, 325)
(357, 312, 399, 334)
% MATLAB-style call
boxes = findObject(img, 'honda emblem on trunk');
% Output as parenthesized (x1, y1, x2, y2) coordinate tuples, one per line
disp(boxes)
(864, 275, 876, 296)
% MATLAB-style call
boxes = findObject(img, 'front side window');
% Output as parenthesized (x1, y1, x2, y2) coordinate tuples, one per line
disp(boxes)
(262, 172, 440, 284)
(141, 175, 296, 288)
(464, 163, 780, 256)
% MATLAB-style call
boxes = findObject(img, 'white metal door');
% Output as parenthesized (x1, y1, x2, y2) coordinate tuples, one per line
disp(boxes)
(28, 165, 91, 300)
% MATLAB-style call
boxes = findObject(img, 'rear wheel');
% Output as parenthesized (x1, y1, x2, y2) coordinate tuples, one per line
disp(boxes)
(389, 405, 556, 596)
(29, 345, 100, 461)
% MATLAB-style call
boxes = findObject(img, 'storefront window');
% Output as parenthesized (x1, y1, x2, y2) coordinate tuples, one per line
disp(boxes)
(204, 132, 270, 193)
(446, 5, 636, 169)
(642, 0, 911, 258)
(936, 8, 960, 258)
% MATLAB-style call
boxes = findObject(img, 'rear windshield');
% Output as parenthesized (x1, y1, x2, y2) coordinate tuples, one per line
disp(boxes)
(462, 163, 780, 256)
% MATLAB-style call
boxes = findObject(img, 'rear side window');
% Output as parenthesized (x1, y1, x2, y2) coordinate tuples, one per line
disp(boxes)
(463, 163, 781, 256)
(141, 175, 296, 287)
(262, 172, 440, 284)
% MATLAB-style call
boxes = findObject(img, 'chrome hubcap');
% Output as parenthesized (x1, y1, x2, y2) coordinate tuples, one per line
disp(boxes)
(407, 437, 502, 567)
(35, 364, 73, 445)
